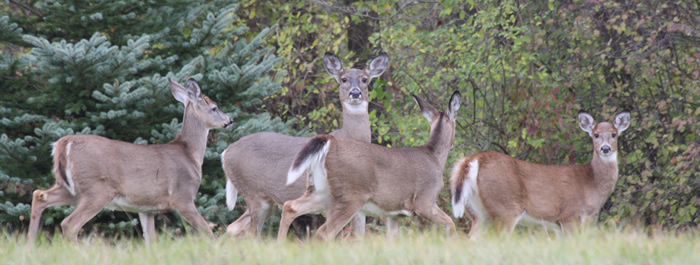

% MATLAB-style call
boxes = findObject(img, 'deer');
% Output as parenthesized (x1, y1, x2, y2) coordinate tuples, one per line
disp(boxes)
(221, 53, 389, 238)
(278, 91, 462, 241)
(450, 110, 631, 237)
(27, 78, 233, 245)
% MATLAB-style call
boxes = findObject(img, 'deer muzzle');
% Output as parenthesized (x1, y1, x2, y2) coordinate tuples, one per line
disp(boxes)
(349, 88, 362, 99)
(224, 118, 234, 128)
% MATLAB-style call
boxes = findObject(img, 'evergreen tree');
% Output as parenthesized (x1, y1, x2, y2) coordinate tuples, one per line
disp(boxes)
(0, 0, 303, 236)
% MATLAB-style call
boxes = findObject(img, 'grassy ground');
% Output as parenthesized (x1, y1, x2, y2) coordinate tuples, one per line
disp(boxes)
(2, 228, 698, 265)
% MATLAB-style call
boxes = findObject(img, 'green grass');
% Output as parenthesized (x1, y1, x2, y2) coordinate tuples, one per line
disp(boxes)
(2, 228, 698, 265)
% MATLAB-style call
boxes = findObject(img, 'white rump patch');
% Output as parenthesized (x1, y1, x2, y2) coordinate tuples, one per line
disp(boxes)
(464, 159, 488, 221)
(64, 142, 76, 196)
(220, 148, 228, 166)
(286, 140, 330, 186)
(310, 156, 329, 192)
(222, 149, 238, 211)
(226, 179, 238, 211)
(51, 142, 57, 156)
(450, 157, 468, 218)
(452, 159, 487, 221)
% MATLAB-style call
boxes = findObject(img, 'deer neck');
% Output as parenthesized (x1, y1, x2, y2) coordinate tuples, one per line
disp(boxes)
(424, 116, 453, 170)
(589, 152, 619, 195)
(334, 101, 371, 142)
(173, 104, 209, 166)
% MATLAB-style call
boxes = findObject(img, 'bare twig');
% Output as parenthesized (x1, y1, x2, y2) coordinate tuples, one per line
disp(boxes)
(9, 0, 44, 17)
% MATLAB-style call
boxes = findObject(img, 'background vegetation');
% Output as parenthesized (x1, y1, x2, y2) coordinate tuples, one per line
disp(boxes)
(1, 0, 698, 239)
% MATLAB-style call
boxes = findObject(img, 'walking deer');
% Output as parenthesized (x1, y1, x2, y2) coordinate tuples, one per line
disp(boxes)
(27, 78, 233, 245)
(278, 91, 461, 241)
(450, 110, 631, 236)
(222, 53, 388, 237)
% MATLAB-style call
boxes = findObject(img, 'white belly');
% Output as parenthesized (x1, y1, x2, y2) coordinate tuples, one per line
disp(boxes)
(104, 196, 165, 213)
(360, 202, 413, 217)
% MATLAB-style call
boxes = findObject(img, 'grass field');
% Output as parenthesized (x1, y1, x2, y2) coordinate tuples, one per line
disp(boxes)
(2, 228, 698, 265)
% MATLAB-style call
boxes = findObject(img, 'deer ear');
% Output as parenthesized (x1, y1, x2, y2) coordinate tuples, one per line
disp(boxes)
(185, 78, 203, 105)
(614, 110, 631, 134)
(448, 91, 461, 121)
(413, 94, 438, 122)
(323, 53, 343, 82)
(577, 111, 595, 136)
(169, 78, 189, 105)
(366, 53, 389, 80)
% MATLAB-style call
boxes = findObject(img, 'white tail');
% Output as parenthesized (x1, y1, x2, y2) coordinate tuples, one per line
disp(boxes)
(222, 149, 238, 211)
(28, 78, 233, 245)
(450, 110, 632, 236)
(226, 180, 238, 211)
(286, 137, 331, 185)
(278, 91, 462, 241)
(221, 53, 388, 238)
(451, 158, 479, 219)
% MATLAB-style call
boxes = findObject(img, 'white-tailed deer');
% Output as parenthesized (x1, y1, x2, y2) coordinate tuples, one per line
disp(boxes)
(278, 91, 462, 241)
(27, 78, 233, 245)
(450, 110, 631, 236)
(222, 53, 389, 237)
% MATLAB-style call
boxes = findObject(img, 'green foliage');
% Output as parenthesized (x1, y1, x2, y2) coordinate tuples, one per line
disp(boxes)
(237, 0, 373, 136)
(0, 0, 293, 235)
(366, 0, 699, 230)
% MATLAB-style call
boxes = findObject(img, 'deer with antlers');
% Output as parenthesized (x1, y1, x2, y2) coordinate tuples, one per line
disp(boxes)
(27, 78, 233, 244)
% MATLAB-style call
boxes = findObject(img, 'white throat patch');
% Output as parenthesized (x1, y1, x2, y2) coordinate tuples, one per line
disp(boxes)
(343, 101, 368, 114)
(599, 152, 618, 163)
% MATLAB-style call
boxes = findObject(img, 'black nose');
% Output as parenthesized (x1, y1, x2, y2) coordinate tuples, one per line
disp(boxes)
(349, 89, 361, 99)
(225, 119, 234, 128)
(601, 146, 611, 153)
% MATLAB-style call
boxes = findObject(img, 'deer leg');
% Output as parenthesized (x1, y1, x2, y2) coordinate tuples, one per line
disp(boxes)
(386, 217, 399, 237)
(226, 209, 252, 237)
(493, 214, 520, 236)
(558, 218, 580, 238)
(27, 184, 77, 245)
(415, 204, 457, 236)
(253, 202, 276, 238)
(244, 203, 264, 238)
(319, 201, 365, 241)
(60, 193, 114, 241)
(351, 212, 366, 237)
(278, 192, 328, 241)
(175, 202, 214, 238)
(465, 208, 482, 239)
(138, 213, 156, 244)
(313, 207, 334, 237)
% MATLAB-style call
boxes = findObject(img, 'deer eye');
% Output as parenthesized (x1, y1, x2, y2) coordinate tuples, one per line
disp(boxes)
(594, 133, 599, 138)
(612, 133, 616, 138)
(362, 78, 368, 83)
(211, 106, 218, 112)
(341, 78, 347, 83)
